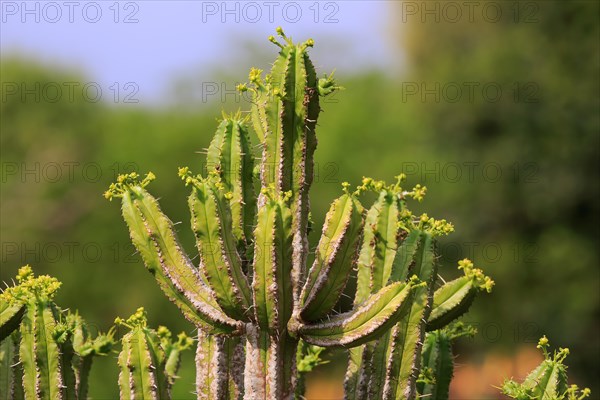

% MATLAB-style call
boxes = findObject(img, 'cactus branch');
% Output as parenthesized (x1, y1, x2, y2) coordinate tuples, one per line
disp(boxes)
(116, 308, 191, 400)
(417, 323, 476, 400)
(206, 116, 257, 251)
(502, 336, 591, 400)
(0, 302, 25, 342)
(0, 332, 22, 399)
(294, 280, 419, 348)
(110, 174, 243, 335)
(383, 232, 436, 400)
(186, 172, 252, 321)
(244, 325, 297, 399)
(427, 259, 494, 331)
(299, 191, 364, 322)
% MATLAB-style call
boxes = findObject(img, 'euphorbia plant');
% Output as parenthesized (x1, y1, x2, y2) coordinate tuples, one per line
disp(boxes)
(0, 266, 115, 399)
(502, 336, 591, 400)
(102, 28, 496, 399)
(0, 28, 591, 400)
(114, 307, 193, 399)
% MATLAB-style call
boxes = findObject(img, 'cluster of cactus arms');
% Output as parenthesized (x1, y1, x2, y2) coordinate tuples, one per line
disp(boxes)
(0, 267, 191, 400)
(342, 197, 494, 400)
(0, 29, 592, 400)
(416, 322, 477, 399)
(502, 336, 591, 400)
(0, 266, 115, 399)
(115, 307, 193, 400)
(102, 28, 498, 399)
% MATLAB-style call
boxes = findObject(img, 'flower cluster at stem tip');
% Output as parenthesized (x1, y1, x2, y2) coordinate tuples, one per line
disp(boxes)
(458, 258, 495, 293)
(0, 265, 61, 304)
(346, 175, 454, 237)
(114, 306, 148, 329)
(115, 307, 194, 351)
(260, 183, 293, 204)
(157, 325, 194, 350)
(104, 172, 155, 201)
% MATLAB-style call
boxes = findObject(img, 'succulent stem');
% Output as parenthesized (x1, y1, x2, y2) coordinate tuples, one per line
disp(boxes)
(104, 30, 493, 400)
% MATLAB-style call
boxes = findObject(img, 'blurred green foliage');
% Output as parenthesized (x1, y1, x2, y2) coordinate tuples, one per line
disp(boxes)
(1, 1, 598, 397)
(394, 0, 599, 392)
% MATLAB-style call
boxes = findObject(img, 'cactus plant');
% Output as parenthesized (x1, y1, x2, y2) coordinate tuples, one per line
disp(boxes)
(102, 28, 499, 399)
(115, 307, 193, 400)
(502, 336, 591, 400)
(0, 28, 590, 400)
(415, 322, 477, 399)
(344, 211, 493, 400)
(0, 265, 115, 399)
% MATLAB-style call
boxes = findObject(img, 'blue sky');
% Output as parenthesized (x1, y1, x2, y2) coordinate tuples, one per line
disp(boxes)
(1, 1, 401, 104)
